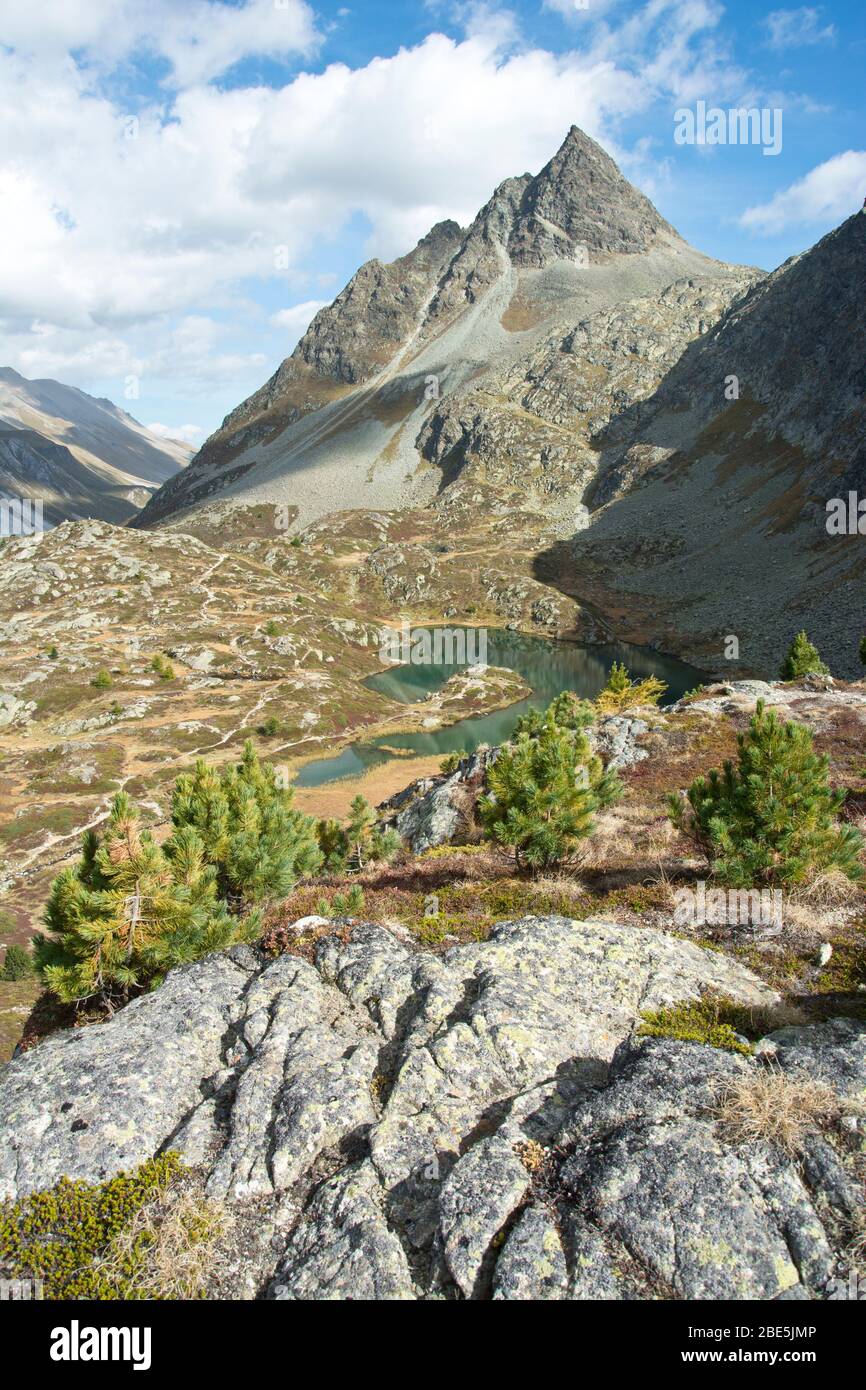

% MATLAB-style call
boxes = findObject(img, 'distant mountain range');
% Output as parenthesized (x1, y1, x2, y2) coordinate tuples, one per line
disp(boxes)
(0, 369, 191, 527)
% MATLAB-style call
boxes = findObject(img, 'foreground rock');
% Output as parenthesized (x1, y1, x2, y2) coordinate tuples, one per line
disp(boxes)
(1, 916, 862, 1300)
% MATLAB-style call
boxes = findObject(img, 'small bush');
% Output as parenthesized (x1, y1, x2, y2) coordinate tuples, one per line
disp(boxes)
(258, 716, 283, 738)
(263, 620, 281, 638)
(439, 751, 467, 775)
(46, 646, 58, 660)
(91, 670, 113, 690)
(318, 885, 365, 918)
(0, 943, 33, 981)
(315, 797, 401, 874)
(150, 655, 175, 681)
(98, 1188, 229, 1300)
(596, 662, 666, 714)
(780, 631, 828, 681)
(515, 691, 595, 738)
(669, 699, 863, 888)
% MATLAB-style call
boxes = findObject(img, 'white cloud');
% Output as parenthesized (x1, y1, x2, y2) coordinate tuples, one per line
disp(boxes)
(739, 151, 866, 232)
(764, 7, 836, 50)
(0, 0, 319, 83)
(2, 314, 267, 401)
(567, 0, 750, 109)
(0, 29, 655, 357)
(0, 0, 772, 402)
(146, 422, 204, 444)
(544, 0, 610, 19)
(270, 300, 330, 344)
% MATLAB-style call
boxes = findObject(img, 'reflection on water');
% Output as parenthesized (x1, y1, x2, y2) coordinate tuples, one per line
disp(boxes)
(294, 629, 704, 788)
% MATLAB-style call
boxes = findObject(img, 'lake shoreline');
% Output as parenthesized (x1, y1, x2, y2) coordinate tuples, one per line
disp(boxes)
(284, 625, 707, 810)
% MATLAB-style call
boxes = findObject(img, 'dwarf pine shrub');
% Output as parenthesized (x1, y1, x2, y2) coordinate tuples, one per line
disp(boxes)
(315, 796, 401, 874)
(0, 943, 33, 981)
(596, 662, 666, 715)
(668, 700, 863, 888)
(35, 793, 256, 1006)
(779, 631, 828, 680)
(480, 713, 622, 872)
(171, 742, 322, 905)
(514, 691, 595, 738)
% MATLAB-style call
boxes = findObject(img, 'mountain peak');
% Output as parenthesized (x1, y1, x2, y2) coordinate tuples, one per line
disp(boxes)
(137, 124, 725, 530)
(509, 126, 679, 265)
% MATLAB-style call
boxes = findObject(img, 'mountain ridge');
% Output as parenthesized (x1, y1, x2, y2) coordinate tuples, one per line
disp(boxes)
(0, 369, 191, 527)
(536, 208, 866, 673)
(134, 125, 747, 531)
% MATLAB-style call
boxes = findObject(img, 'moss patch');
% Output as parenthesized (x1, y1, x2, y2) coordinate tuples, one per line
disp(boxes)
(0, 1153, 200, 1300)
(638, 996, 754, 1056)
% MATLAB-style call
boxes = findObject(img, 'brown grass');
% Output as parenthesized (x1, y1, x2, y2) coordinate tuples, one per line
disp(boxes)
(714, 1068, 847, 1155)
(98, 1186, 231, 1300)
(788, 869, 863, 909)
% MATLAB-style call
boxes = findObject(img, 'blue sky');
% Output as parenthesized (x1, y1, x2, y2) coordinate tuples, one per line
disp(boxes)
(0, 0, 863, 444)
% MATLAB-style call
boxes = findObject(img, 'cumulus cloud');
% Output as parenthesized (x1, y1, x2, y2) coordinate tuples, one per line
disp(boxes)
(0, 0, 784, 404)
(0, 28, 654, 353)
(270, 301, 330, 344)
(739, 151, 866, 232)
(146, 422, 204, 444)
(0, 0, 319, 82)
(764, 7, 836, 50)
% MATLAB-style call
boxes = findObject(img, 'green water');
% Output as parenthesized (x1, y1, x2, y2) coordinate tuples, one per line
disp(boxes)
(294, 628, 704, 788)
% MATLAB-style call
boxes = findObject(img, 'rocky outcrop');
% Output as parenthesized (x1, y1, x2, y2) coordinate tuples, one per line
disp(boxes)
(379, 747, 495, 853)
(10, 914, 854, 1302)
(540, 210, 866, 675)
(293, 221, 465, 386)
(558, 1030, 862, 1301)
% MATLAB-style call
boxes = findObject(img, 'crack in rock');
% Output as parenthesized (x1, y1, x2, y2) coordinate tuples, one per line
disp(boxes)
(1, 915, 861, 1301)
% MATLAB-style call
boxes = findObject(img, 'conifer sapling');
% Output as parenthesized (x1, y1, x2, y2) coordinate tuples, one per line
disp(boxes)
(480, 712, 621, 872)
(668, 700, 862, 888)
(779, 631, 829, 681)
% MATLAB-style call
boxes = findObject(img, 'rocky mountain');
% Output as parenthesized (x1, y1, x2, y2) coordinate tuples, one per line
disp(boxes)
(0, 368, 191, 526)
(537, 209, 866, 674)
(134, 127, 751, 532)
(130, 127, 866, 679)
